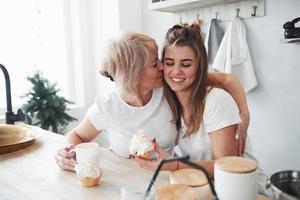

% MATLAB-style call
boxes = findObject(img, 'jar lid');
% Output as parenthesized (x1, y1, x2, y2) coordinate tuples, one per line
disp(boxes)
(170, 168, 208, 187)
(256, 194, 271, 200)
(156, 184, 198, 200)
(215, 156, 257, 174)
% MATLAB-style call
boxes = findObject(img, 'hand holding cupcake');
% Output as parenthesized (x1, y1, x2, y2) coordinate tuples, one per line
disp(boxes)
(129, 130, 154, 160)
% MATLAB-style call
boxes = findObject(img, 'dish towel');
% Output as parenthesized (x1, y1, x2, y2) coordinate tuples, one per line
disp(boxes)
(205, 18, 224, 64)
(212, 17, 257, 93)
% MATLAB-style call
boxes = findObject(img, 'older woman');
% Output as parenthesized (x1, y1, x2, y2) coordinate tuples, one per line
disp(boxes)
(55, 31, 249, 172)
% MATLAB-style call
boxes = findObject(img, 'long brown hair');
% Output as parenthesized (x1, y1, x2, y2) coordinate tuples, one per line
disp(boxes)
(162, 24, 209, 137)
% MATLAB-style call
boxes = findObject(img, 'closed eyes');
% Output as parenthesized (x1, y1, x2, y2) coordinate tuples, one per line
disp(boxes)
(164, 58, 193, 68)
(164, 61, 192, 68)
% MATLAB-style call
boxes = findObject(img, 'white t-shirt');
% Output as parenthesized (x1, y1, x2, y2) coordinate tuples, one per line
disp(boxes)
(87, 88, 177, 158)
(177, 88, 268, 195)
(178, 88, 241, 160)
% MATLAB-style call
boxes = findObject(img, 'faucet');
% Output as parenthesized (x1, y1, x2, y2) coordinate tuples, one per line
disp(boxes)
(0, 64, 25, 124)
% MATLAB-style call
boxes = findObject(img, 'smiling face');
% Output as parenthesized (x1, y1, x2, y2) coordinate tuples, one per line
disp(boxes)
(163, 45, 198, 96)
(137, 51, 163, 92)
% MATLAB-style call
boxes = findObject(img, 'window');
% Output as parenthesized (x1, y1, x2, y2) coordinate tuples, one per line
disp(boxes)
(0, 0, 81, 114)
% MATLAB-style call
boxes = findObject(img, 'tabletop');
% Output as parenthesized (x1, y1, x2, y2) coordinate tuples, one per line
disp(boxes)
(0, 129, 271, 200)
(0, 130, 169, 200)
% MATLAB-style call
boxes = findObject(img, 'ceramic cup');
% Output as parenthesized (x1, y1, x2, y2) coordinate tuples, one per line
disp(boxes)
(75, 142, 100, 164)
(214, 157, 257, 200)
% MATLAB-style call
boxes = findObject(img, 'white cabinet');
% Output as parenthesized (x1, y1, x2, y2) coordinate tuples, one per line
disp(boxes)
(149, 0, 247, 12)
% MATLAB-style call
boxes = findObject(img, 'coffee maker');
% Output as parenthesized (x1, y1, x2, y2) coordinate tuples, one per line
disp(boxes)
(283, 17, 300, 39)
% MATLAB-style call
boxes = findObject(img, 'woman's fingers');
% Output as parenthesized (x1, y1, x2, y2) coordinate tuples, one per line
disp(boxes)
(235, 124, 247, 155)
(67, 144, 75, 149)
(55, 154, 76, 171)
(134, 156, 157, 171)
(237, 111, 250, 155)
(241, 132, 247, 154)
(59, 148, 75, 159)
(55, 147, 77, 171)
(56, 156, 76, 171)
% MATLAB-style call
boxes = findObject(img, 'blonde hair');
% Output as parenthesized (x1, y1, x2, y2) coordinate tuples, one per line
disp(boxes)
(162, 24, 208, 137)
(100, 32, 158, 97)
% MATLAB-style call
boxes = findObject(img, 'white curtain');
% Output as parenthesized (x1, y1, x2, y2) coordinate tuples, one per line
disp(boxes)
(0, 0, 76, 111)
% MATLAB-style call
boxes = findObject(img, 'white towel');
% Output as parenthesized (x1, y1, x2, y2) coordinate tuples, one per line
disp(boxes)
(212, 17, 257, 93)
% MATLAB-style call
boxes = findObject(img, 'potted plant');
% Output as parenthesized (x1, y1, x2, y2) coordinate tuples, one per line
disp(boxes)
(22, 72, 77, 134)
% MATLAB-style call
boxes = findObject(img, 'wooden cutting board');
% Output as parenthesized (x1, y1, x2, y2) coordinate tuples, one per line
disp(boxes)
(183, 187, 271, 200)
(257, 194, 271, 200)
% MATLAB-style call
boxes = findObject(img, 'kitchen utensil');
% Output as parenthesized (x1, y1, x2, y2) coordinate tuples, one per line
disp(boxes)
(267, 170, 300, 200)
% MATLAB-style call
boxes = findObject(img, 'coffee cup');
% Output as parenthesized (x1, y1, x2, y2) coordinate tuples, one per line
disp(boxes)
(214, 156, 257, 200)
(75, 142, 100, 164)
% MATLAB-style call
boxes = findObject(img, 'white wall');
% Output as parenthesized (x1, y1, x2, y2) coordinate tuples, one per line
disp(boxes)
(141, 2, 174, 49)
(141, 0, 300, 175)
(119, 0, 143, 32)
(245, 0, 300, 175)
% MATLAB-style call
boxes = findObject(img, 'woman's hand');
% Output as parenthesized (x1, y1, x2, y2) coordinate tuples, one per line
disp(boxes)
(133, 140, 174, 171)
(236, 111, 250, 155)
(55, 144, 77, 171)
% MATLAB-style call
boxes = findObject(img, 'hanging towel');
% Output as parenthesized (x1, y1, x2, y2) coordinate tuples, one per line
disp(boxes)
(205, 18, 224, 64)
(212, 17, 257, 93)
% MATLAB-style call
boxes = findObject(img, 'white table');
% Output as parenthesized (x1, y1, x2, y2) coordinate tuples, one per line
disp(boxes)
(0, 130, 169, 200)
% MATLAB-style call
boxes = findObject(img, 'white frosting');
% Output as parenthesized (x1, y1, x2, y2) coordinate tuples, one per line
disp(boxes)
(75, 161, 100, 178)
(129, 130, 154, 156)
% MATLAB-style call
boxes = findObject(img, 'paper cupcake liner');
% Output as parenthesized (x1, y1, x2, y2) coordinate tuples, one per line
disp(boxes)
(79, 175, 101, 187)
(140, 149, 154, 160)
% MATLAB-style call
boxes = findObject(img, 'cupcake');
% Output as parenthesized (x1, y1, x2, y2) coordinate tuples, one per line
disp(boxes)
(75, 162, 102, 187)
(129, 130, 154, 160)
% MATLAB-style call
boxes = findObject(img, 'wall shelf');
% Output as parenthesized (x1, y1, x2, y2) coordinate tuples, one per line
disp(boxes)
(280, 38, 300, 43)
(149, 0, 247, 12)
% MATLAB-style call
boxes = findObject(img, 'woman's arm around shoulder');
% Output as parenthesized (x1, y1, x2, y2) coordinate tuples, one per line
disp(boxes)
(201, 125, 239, 176)
(207, 72, 249, 155)
(209, 125, 239, 159)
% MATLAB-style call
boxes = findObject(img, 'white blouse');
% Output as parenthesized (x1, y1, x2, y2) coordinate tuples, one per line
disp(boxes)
(87, 88, 177, 158)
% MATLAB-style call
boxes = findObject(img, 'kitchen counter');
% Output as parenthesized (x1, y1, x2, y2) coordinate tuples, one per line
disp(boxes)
(0, 128, 271, 200)
(0, 129, 169, 200)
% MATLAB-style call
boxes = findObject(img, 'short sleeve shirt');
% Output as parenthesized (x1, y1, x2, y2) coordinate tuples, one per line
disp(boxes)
(87, 88, 177, 157)
(178, 88, 241, 160)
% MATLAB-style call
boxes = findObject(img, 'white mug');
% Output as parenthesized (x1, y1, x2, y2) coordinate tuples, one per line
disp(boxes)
(75, 142, 100, 164)
(214, 163, 257, 200)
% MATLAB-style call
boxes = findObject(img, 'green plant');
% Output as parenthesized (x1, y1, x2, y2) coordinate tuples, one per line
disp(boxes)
(22, 72, 77, 134)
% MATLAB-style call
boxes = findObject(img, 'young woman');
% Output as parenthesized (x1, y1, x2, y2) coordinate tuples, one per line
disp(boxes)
(134, 24, 267, 195)
(55, 31, 248, 173)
